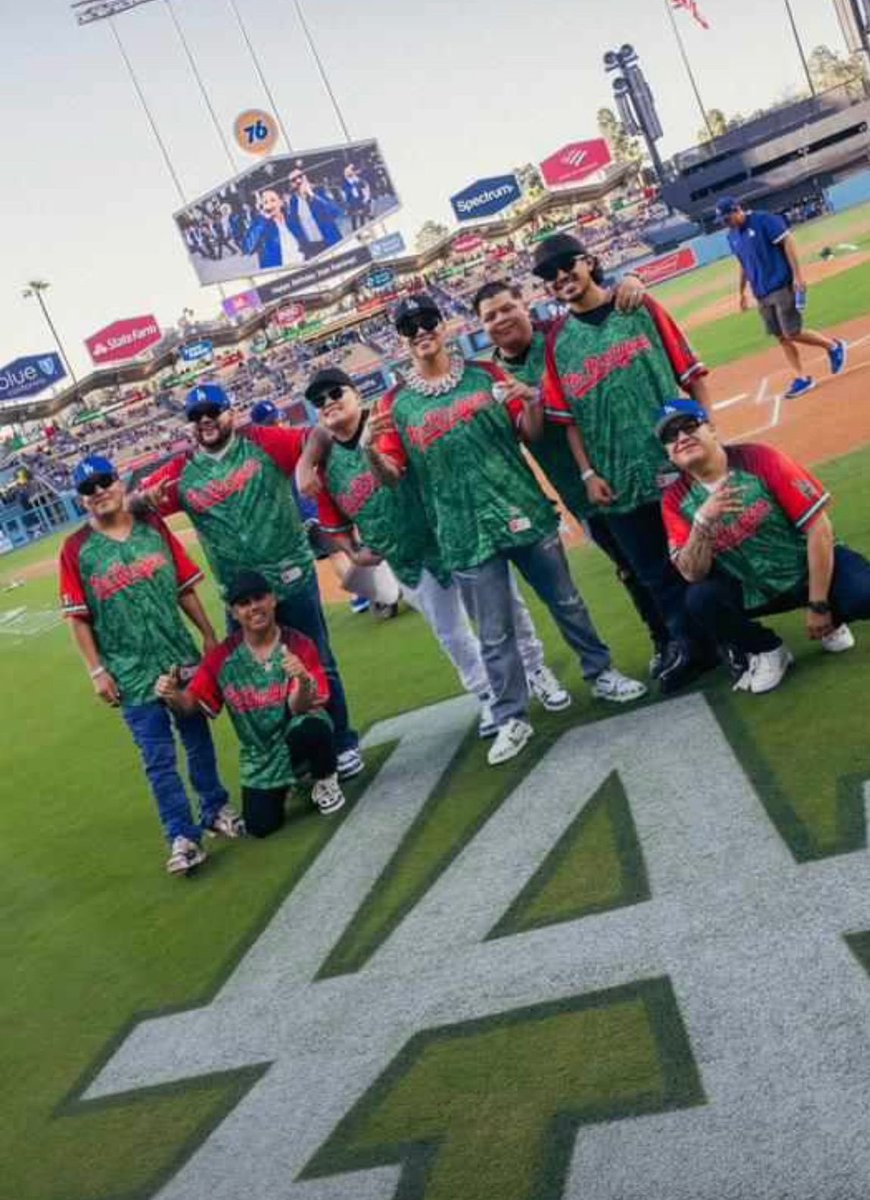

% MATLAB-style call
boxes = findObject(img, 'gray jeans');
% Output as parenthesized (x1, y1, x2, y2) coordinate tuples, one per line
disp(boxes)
(454, 534, 611, 726)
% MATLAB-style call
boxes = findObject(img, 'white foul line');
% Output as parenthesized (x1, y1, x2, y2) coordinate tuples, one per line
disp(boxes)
(712, 393, 747, 411)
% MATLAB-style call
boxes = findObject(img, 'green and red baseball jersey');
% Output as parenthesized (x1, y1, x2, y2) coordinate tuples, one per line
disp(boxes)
(374, 360, 557, 573)
(662, 443, 830, 608)
(59, 514, 202, 706)
(189, 627, 330, 789)
(316, 416, 445, 589)
(492, 329, 589, 520)
(143, 426, 314, 605)
(541, 296, 707, 514)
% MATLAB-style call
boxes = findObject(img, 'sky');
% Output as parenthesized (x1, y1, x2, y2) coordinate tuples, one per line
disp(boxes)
(0, 0, 850, 379)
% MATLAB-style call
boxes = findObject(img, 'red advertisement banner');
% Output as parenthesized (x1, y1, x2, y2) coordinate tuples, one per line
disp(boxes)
(540, 139, 613, 188)
(86, 315, 161, 365)
(634, 246, 699, 285)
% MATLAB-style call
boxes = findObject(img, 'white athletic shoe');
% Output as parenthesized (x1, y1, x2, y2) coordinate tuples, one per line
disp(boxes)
(205, 804, 245, 839)
(743, 644, 794, 694)
(478, 692, 497, 739)
(590, 668, 648, 704)
(487, 718, 533, 766)
(166, 836, 206, 875)
(336, 747, 364, 780)
(311, 773, 346, 815)
(821, 623, 855, 653)
(527, 665, 572, 712)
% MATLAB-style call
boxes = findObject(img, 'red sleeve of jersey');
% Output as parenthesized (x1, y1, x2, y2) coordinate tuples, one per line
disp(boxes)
(732, 444, 830, 530)
(187, 641, 232, 717)
(140, 454, 186, 517)
(284, 629, 330, 707)
(371, 388, 408, 471)
(661, 478, 693, 558)
(58, 528, 91, 619)
(316, 478, 352, 534)
(642, 296, 708, 390)
(244, 424, 309, 476)
(541, 320, 573, 425)
(145, 514, 203, 592)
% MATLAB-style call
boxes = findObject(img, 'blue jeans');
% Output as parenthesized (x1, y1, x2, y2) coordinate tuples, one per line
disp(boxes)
(276, 576, 358, 755)
(684, 545, 870, 655)
(122, 701, 228, 843)
(455, 534, 611, 726)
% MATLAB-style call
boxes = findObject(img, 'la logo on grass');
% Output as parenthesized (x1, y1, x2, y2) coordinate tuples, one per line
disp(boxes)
(78, 695, 870, 1200)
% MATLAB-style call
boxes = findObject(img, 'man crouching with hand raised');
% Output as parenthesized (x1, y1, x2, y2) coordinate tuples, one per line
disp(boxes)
(157, 570, 345, 836)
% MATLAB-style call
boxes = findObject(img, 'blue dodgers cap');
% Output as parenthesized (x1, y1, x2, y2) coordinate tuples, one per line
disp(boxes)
(655, 398, 710, 441)
(250, 399, 280, 425)
(72, 454, 117, 489)
(714, 196, 741, 220)
(184, 383, 231, 417)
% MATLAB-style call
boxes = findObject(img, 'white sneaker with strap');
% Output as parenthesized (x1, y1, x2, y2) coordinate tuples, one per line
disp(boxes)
(590, 668, 648, 704)
(166, 836, 206, 875)
(527, 665, 572, 712)
(206, 804, 245, 839)
(487, 718, 533, 767)
(312, 773, 346, 815)
(821, 623, 855, 653)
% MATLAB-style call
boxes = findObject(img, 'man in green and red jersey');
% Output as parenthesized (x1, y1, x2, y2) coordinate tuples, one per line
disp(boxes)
(157, 570, 345, 834)
(299, 365, 571, 737)
(134, 382, 362, 780)
(534, 232, 714, 694)
(59, 454, 242, 876)
(473, 278, 672, 678)
(659, 399, 870, 694)
(368, 293, 646, 767)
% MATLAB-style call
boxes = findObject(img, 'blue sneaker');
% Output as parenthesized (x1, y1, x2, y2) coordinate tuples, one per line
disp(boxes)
(784, 376, 815, 399)
(828, 339, 847, 375)
(349, 596, 370, 614)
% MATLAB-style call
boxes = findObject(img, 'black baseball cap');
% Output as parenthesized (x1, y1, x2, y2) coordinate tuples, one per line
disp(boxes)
(304, 367, 354, 403)
(393, 293, 442, 331)
(532, 232, 587, 277)
(226, 570, 273, 606)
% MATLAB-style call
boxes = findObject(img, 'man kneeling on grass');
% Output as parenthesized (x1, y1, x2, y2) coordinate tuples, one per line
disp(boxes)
(157, 570, 345, 835)
(659, 399, 870, 694)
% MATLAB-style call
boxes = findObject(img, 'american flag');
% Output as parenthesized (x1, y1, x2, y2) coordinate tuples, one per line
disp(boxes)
(671, 0, 710, 30)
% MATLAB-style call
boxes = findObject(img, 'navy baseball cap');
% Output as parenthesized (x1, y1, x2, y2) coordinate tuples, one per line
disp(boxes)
(185, 383, 231, 418)
(655, 399, 710, 441)
(304, 367, 355, 403)
(250, 399, 280, 425)
(714, 196, 741, 221)
(226, 570, 273, 606)
(393, 293, 442, 331)
(73, 455, 117, 490)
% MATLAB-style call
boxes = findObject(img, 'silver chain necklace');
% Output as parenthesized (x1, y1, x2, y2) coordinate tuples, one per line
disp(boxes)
(405, 352, 466, 397)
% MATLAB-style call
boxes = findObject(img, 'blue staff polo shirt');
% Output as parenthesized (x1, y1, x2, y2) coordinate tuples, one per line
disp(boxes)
(727, 211, 793, 300)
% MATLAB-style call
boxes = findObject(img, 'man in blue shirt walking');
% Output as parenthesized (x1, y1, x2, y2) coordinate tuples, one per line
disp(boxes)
(717, 197, 846, 399)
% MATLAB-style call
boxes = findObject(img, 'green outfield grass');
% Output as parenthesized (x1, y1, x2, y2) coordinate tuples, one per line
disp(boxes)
(3, 442, 870, 1199)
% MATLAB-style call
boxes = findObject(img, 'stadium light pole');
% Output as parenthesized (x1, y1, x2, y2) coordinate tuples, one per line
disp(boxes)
(662, 0, 714, 141)
(162, 0, 238, 171)
(226, 0, 293, 149)
(292, 0, 352, 143)
(22, 281, 80, 394)
(783, 0, 816, 96)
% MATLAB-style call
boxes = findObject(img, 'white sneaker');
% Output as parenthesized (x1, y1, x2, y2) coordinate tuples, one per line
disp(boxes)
(311, 773, 346, 815)
(527, 665, 572, 712)
(590, 667, 648, 704)
(748, 644, 794, 694)
(487, 718, 533, 766)
(821, 623, 855, 653)
(336, 747, 364, 780)
(477, 692, 497, 739)
(205, 804, 245, 839)
(166, 836, 206, 875)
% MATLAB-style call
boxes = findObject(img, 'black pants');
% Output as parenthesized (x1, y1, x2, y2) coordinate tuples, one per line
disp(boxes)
(242, 715, 338, 838)
(586, 513, 670, 649)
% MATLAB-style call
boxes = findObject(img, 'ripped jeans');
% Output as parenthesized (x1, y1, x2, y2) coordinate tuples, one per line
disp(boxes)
(454, 535, 611, 726)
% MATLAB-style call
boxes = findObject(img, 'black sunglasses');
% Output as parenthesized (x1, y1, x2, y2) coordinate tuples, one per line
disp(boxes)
(660, 417, 703, 445)
(397, 312, 440, 339)
(233, 591, 269, 607)
(533, 253, 581, 283)
(311, 384, 348, 409)
(77, 473, 117, 497)
(188, 405, 224, 423)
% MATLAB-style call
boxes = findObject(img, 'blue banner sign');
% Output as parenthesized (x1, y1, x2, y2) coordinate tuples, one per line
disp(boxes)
(450, 174, 522, 222)
(369, 231, 406, 260)
(180, 339, 213, 363)
(0, 352, 67, 403)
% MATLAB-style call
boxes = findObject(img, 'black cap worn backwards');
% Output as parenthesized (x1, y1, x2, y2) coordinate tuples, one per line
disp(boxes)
(226, 570, 273, 606)
(304, 367, 355, 403)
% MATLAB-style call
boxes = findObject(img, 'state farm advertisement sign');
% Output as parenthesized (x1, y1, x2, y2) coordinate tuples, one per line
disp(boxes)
(540, 139, 612, 188)
(85, 315, 161, 365)
(634, 246, 698, 286)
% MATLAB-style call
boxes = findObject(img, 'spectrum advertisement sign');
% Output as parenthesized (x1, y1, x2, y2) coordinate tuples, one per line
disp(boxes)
(450, 174, 522, 222)
(539, 139, 613, 188)
(0, 352, 67, 403)
(85, 315, 161, 366)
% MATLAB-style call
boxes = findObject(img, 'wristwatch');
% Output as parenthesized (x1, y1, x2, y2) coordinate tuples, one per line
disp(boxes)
(807, 600, 831, 615)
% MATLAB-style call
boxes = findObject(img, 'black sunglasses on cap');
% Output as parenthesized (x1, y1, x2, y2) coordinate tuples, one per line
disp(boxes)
(187, 404, 224, 423)
(310, 384, 347, 409)
(660, 417, 703, 445)
(533, 252, 581, 283)
(397, 312, 440, 339)
(77, 473, 117, 497)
